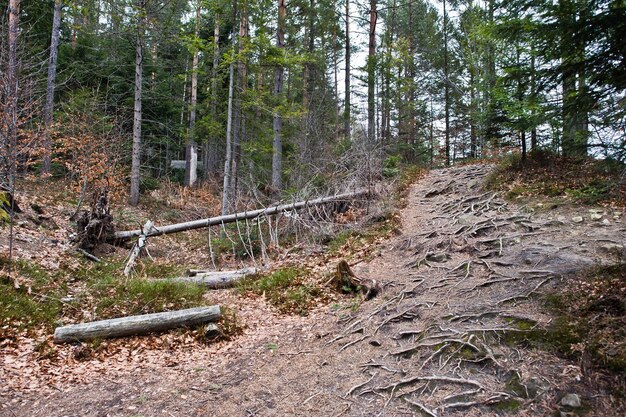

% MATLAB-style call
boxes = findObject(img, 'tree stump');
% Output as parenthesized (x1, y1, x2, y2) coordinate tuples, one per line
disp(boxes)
(330, 260, 379, 300)
(74, 190, 115, 251)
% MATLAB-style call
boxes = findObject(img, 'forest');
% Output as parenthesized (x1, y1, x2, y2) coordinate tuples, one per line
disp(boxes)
(1, 1, 626, 416)
(1, 0, 624, 208)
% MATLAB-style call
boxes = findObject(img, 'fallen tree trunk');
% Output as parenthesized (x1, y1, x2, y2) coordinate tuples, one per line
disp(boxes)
(114, 189, 369, 240)
(123, 220, 153, 276)
(53, 305, 221, 343)
(166, 267, 258, 289)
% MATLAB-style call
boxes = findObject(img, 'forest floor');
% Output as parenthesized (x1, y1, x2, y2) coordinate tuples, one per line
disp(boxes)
(2, 163, 626, 416)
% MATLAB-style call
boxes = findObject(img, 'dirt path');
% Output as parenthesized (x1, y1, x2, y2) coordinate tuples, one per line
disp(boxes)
(4, 164, 625, 416)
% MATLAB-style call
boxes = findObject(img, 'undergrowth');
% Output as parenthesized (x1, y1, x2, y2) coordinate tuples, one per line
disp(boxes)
(237, 267, 321, 315)
(504, 264, 626, 376)
(486, 151, 626, 205)
(0, 256, 209, 333)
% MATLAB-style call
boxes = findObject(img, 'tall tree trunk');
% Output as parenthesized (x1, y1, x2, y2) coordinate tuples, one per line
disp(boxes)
(222, 37, 236, 215)
(300, 0, 315, 172)
(42, 0, 63, 175)
(230, 5, 248, 200)
(517, 45, 526, 162)
(271, 0, 286, 194)
(184, 1, 201, 187)
(333, 23, 339, 141)
(469, 70, 477, 158)
(367, 0, 377, 144)
(129, 0, 145, 206)
(204, 14, 221, 178)
(560, 0, 578, 157)
(406, 0, 416, 159)
(530, 51, 537, 152)
(3, 0, 20, 188)
(343, 0, 351, 140)
(443, 0, 451, 165)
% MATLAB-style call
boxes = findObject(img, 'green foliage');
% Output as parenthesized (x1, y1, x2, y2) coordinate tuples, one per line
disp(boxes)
(237, 267, 320, 315)
(382, 155, 402, 178)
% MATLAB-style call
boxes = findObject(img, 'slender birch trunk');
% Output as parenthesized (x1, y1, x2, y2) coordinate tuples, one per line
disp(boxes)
(184, 1, 201, 187)
(42, 0, 63, 175)
(271, 0, 286, 194)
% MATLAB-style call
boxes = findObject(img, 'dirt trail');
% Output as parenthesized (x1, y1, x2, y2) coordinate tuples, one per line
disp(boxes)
(5, 164, 625, 417)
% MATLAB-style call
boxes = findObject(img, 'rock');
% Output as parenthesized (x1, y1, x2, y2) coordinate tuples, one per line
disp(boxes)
(560, 393, 581, 408)
(571, 216, 584, 224)
(589, 208, 603, 214)
(458, 214, 479, 226)
(602, 219, 610, 225)
(426, 252, 447, 263)
(598, 243, 624, 255)
(590, 213, 603, 221)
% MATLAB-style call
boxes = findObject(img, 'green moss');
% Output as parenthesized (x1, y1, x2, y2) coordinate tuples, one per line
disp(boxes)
(1, 257, 208, 330)
(492, 398, 523, 414)
(327, 230, 357, 253)
(487, 151, 625, 206)
(237, 267, 320, 315)
(503, 264, 626, 376)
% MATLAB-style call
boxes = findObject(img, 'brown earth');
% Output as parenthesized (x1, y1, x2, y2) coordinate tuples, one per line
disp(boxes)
(2, 164, 625, 417)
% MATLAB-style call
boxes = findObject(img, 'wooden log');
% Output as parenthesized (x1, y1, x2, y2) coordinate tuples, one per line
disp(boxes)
(53, 305, 221, 343)
(114, 189, 369, 240)
(166, 267, 258, 289)
(123, 220, 153, 276)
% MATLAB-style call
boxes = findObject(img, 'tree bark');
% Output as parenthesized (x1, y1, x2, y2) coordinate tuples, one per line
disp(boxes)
(165, 267, 258, 289)
(367, 0, 377, 144)
(204, 13, 221, 179)
(115, 189, 369, 239)
(230, 6, 248, 202)
(129, 0, 145, 206)
(184, 0, 201, 187)
(344, 0, 351, 140)
(3, 0, 20, 188)
(42, 0, 63, 175)
(271, 0, 286, 194)
(443, 0, 451, 166)
(222, 41, 236, 215)
(53, 305, 221, 343)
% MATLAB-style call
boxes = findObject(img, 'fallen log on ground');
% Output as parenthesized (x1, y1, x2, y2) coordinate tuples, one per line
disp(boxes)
(53, 305, 221, 343)
(123, 220, 154, 276)
(165, 267, 258, 289)
(114, 189, 369, 240)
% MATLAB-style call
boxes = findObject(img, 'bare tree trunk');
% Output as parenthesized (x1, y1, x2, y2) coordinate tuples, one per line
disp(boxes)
(41, 0, 63, 175)
(222, 33, 236, 215)
(530, 52, 537, 152)
(344, 0, 351, 140)
(333, 24, 339, 141)
(129, 0, 145, 207)
(443, 0, 450, 166)
(184, 1, 201, 187)
(204, 14, 221, 179)
(4, 0, 20, 189)
(406, 0, 415, 159)
(230, 6, 248, 201)
(271, 0, 286, 194)
(367, 0, 377, 144)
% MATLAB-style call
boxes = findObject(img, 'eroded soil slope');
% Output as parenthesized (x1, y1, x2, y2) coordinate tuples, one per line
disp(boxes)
(3, 164, 625, 417)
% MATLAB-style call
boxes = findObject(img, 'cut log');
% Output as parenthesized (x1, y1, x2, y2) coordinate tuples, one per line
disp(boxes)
(167, 267, 258, 289)
(114, 189, 369, 240)
(53, 305, 221, 343)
